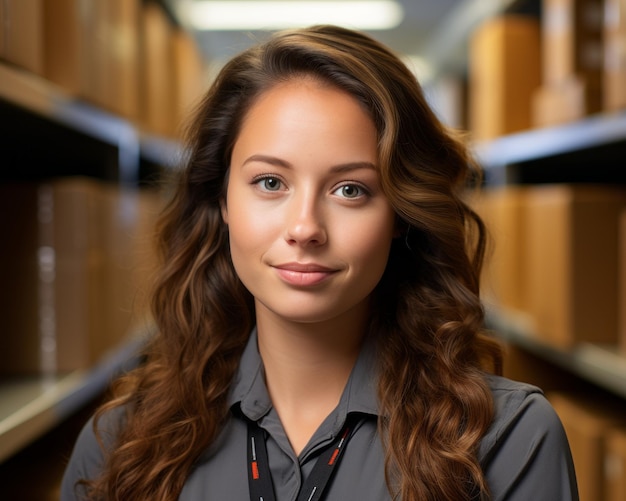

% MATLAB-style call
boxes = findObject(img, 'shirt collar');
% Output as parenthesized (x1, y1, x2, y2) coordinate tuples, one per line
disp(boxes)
(228, 328, 380, 421)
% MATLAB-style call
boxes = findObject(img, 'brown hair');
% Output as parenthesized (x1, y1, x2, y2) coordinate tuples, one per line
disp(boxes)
(82, 24, 502, 500)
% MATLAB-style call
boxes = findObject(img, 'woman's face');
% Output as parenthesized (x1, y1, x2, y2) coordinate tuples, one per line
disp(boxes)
(222, 78, 396, 326)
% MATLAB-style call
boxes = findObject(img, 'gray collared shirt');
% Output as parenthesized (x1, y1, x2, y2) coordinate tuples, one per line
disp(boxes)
(61, 330, 579, 500)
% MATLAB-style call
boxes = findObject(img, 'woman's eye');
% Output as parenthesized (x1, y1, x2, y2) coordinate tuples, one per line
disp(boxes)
(256, 177, 282, 191)
(334, 184, 366, 199)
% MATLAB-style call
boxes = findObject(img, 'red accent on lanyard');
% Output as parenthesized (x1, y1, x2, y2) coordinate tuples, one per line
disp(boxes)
(247, 415, 357, 501)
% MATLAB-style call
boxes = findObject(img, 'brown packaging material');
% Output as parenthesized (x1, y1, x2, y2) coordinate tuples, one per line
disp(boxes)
(139, 1, 176, 137)
(0, 0, 44, 74)
(548, 392, 626, 501)
(619, 209, 626, 355)
(471, 186, 528, 312)
(531, 76, 588, 128)
(0, 179, 104, 374)
(603, 0, 626, 111)
(541, 0, 604, 113)
(468, 14, 541, 141)
(100, 184, 162, 351)
(524, 185, 626, 348)
(605, 427, 626, 501)
(42, 0, 87, 97)
(43, 0, 140, 119)
(171, 27, 207, 132)
(0, 178, 161, 375)
(502, 344, 581, 393)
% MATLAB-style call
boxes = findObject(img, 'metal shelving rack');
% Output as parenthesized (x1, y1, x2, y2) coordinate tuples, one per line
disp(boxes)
(486, 308, 626, 400)
(0, 62, 164, 464)
(0, 331, 148, 463)
(474, 110, 626, 171)
(474, 111, 626, 402)
(0, 63, 183, 182)
(2, 49, 626, 465)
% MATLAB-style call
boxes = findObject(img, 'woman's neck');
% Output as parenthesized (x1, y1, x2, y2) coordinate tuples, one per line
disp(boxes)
(255, 308, 367, 455)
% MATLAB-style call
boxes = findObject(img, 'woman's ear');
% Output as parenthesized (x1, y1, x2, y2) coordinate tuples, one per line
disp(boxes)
(220, 198, 229, 224)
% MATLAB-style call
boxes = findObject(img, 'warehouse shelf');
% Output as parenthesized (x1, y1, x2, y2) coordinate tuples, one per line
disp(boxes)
(0, 329, 149, 464)
(472, 110, 626, 186)
(0, 61, 169, 467)
(0, 63, 142, 183)
(9, 56, 625, 186)
(474, 110, 626, 170)
(9, 60, 610, 185)
(486, 307, 626, 400)
(140, 132, 184, 169)
(0, 62, 184, 179)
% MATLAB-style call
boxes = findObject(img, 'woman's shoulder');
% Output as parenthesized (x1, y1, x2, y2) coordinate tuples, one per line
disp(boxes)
(479, 376, 579, 499)
(60, 404, 128, 500)
(483, 373, 556, 429)
(485, 373, 544, 402)
(480, 373, 568, 457)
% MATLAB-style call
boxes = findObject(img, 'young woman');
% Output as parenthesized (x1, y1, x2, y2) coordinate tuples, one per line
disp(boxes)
(61, 25, 578, 501)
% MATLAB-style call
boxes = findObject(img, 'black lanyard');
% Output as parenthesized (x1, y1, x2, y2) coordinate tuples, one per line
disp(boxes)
(247, 415, 356, 501)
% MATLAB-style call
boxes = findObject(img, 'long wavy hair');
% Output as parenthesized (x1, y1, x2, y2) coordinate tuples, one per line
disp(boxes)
(82, 24, 502, 500)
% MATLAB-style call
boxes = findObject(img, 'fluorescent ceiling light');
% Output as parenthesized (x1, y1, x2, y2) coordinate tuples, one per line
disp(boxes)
(188, 1, 404, 31)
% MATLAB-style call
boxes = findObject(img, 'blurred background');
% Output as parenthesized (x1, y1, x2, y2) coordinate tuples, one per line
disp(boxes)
(1, 1, 625, 500)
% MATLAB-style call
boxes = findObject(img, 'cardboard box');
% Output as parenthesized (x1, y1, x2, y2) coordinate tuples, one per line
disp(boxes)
(0, 179, 104, 374)
(171, 27, 207, 134)
(541, 0, 604, 113)
(524, 185, 626, 348)
(100, 184, 162, 350)
(501, 343, 580, 392)
(472, 186, 528, 312)
(92, 0, 140, 119)
(139, 1, 176, 137)
(619, 210, 626, 355)
(43, 0, 140, 119)
(605, 427, 626, 501)
(0, 254, 105, 375)
(0, 0, 44, 74)
(548, 392, 626, 501)
(42, 0, 87, 97)
(531, 76, 587, 127)
(0, 178, 159, 375)
(603, 0, 626, 111)
(468, 15, 541, 141)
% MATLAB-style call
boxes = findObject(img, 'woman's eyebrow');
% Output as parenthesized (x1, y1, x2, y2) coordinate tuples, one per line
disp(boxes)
(329, 161, 377, 173)
(242, 154, 291, 168)
(242, 154, 376, 173)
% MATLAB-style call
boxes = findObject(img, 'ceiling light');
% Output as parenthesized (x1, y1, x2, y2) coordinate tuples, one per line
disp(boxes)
(187, 1, 404, 31)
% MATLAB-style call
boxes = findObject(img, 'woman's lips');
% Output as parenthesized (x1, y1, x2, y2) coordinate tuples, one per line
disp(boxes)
(273, 263, 337, 286)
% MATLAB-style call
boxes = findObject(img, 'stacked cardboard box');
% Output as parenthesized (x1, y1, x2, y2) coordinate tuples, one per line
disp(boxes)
(548, 392, 626, 501)
(471, 186, 528, 313)
(468, 15, 541, 141)
(139, 2, 208, 138)
(42, 0, 141, 120)
(475, 184, 626, 349)
(0, 0, 207, 136)
(620, 210, 626, 355)
(138, 1, 176, 136)
(0, 178, 162, 375)
(0, 0, 44, 75)
(604, 0, 626, 111)
(524, 185, 626, 348)
(100, 184, 161, 360)
(605, 427, 626, 501)
(171, 28, 208, 132)
(532, 0, 605, 127)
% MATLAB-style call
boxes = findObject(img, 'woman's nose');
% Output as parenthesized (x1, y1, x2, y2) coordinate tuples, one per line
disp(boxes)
(284, 193, 327, 247)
